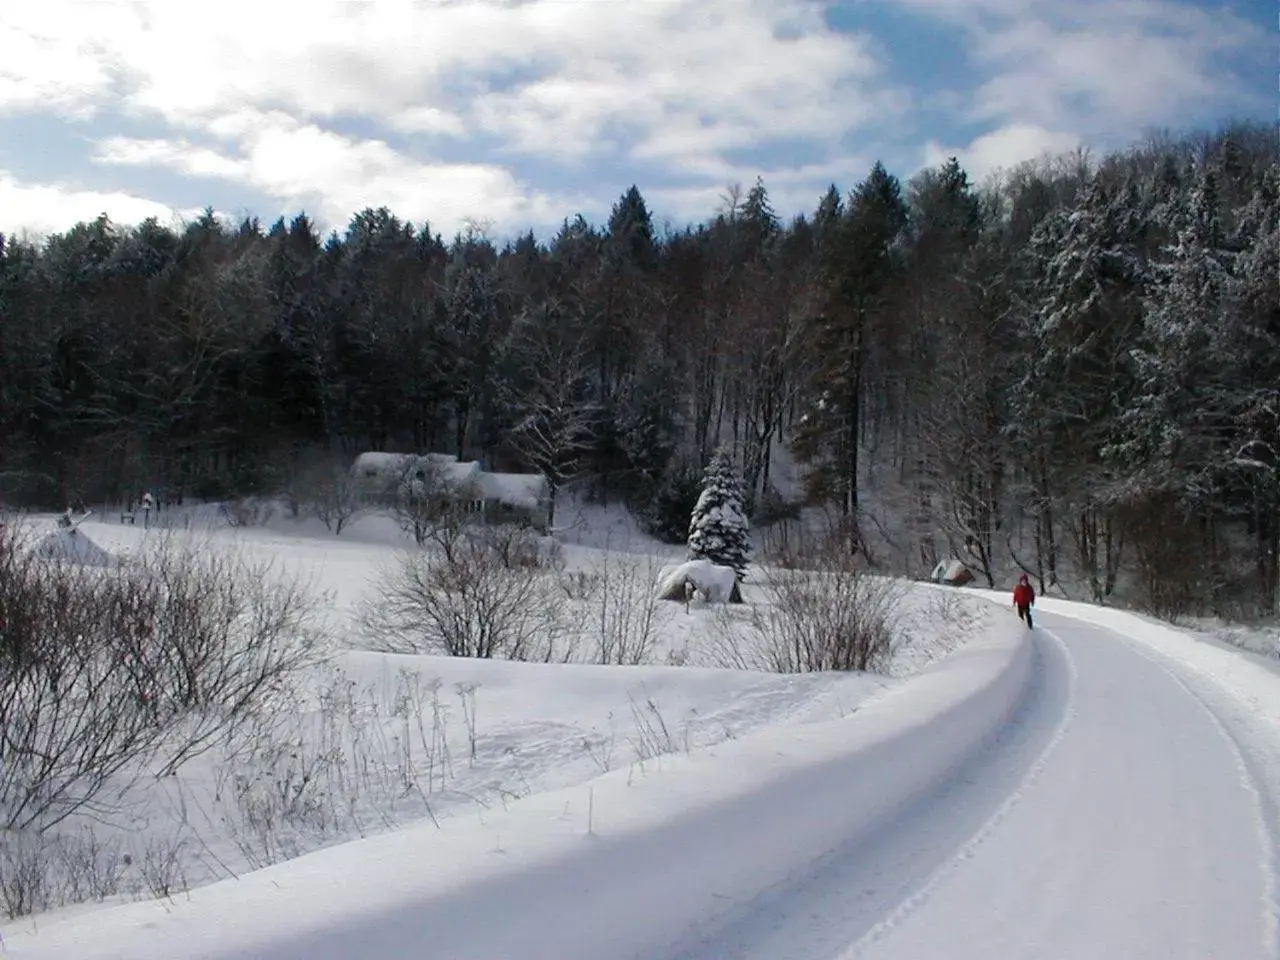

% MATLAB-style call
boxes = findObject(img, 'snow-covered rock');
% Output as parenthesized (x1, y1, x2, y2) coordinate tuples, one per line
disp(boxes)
(656, 558, 738, 603)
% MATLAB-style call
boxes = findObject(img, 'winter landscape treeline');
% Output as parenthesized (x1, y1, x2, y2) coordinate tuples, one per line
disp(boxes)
(0, 121, 1276, 619)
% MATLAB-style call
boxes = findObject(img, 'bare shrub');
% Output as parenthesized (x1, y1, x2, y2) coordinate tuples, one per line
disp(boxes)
(279, 450, 360, 531)
(393, 460, 464, 548)
(475, 524, 565, 572)
(56, 826, 129, 905)
(122, 535, 324, 774)
(626, 695, 677, 763)
(559, 570, 601, 601)
(699, 603, 768, 671)
(924, 585, 980, 634)
(706, 558, 904, 674)
(0, 523, 321, 835)
(758, 565, 903, 672)
(222, 497, 275, 528)
(0, 541, 175, 832)
(0, 825, 136, 919)
(584, 551, 672, 665)
(215, 665, 456, 867)
(137, 831, 190, 901)
(357, 534, 566, 660)
(0, 829, 54, 918)
(456, 682, 479, 763)
(581, 716, 617, 773)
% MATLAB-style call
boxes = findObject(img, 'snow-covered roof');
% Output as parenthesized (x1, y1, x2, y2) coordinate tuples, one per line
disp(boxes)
(350, 452, 545, 508)
(351, 452, 416, 476)
(436, 459, 482, 491)
(477, 472, 549, 509)
(931, 558, 969, 583)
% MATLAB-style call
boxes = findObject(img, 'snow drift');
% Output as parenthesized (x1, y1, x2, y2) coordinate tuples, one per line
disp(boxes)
(34, 527, 117, 566)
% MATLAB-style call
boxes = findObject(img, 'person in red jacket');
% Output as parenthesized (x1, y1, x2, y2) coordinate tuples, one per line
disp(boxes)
(1012, 574, 1035, 628)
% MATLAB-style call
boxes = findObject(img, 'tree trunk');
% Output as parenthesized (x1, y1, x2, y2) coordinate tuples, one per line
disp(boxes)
(1104, 513, 1124, 599)
(845, 322, 865, 529)
(1257, 500, 1278, 615)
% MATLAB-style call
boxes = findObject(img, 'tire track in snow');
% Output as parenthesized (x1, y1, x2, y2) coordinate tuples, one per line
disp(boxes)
(836, 626, 1079, 960)
(1099, 632, 1280, 960)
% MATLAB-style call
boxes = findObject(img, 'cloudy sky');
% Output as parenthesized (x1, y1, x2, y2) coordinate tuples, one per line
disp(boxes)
(0, 0, 1269, 242)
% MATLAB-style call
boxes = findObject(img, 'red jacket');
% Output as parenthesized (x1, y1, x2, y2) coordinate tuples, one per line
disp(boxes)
(1013, 581, 1035, 607)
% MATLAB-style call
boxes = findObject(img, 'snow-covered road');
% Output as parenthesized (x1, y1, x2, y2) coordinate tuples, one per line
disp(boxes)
(847, 612, 1277, 960)
(7, 607, 1277, 959)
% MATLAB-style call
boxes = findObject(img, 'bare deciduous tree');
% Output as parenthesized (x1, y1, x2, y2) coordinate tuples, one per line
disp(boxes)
(297, 460, 362, 534)
(499, 304, 602, 530)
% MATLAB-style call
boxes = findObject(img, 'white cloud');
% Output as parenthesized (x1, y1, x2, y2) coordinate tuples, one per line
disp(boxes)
(921, 123, 1083, 183)
(95, 137, 246, 179)
(0, 5, 123, 118)
(92, 117, 576, 236)
(469, 1, 894, 166)
(0, 170, 193, 239)
(0, 1, 894, 161)
(0, 0, 1262, 237)
(389, 106, 468, 138)
(886, 0, 1262, 134)
(0, 1, 901, 234)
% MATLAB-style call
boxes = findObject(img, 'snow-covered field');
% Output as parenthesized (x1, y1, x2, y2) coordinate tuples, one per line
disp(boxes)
(4, 506, 1280, 958)
(0, 507, 980, 929)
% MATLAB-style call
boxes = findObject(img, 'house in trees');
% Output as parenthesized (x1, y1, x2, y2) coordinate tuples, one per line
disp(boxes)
(349, 452, 417, 503)
(929, 557, 974, 586)
(349, 452, 551, 531)
(474, 470, 552, 531)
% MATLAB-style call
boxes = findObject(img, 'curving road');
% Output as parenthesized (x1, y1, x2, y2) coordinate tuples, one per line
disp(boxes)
(653, 611, 1278, 960)
(842, 611, 1279, 960)
(8, 607, 1278, 959)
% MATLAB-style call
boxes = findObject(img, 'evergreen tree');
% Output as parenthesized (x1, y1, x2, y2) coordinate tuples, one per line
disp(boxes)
(687, 446, 751, 599)
(1113, 167, 1235, 507)
(606, 185, 657, 271)
(792, 161, 907, 522)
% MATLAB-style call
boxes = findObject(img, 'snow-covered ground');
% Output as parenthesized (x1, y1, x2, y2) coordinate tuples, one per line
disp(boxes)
(4, 509, 1280, 958)
(0, 507, 978, 930)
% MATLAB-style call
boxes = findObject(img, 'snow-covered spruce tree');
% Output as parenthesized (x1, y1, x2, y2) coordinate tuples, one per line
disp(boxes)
(1111, 166, 1236, 510)
(688, 447, 751, 602)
